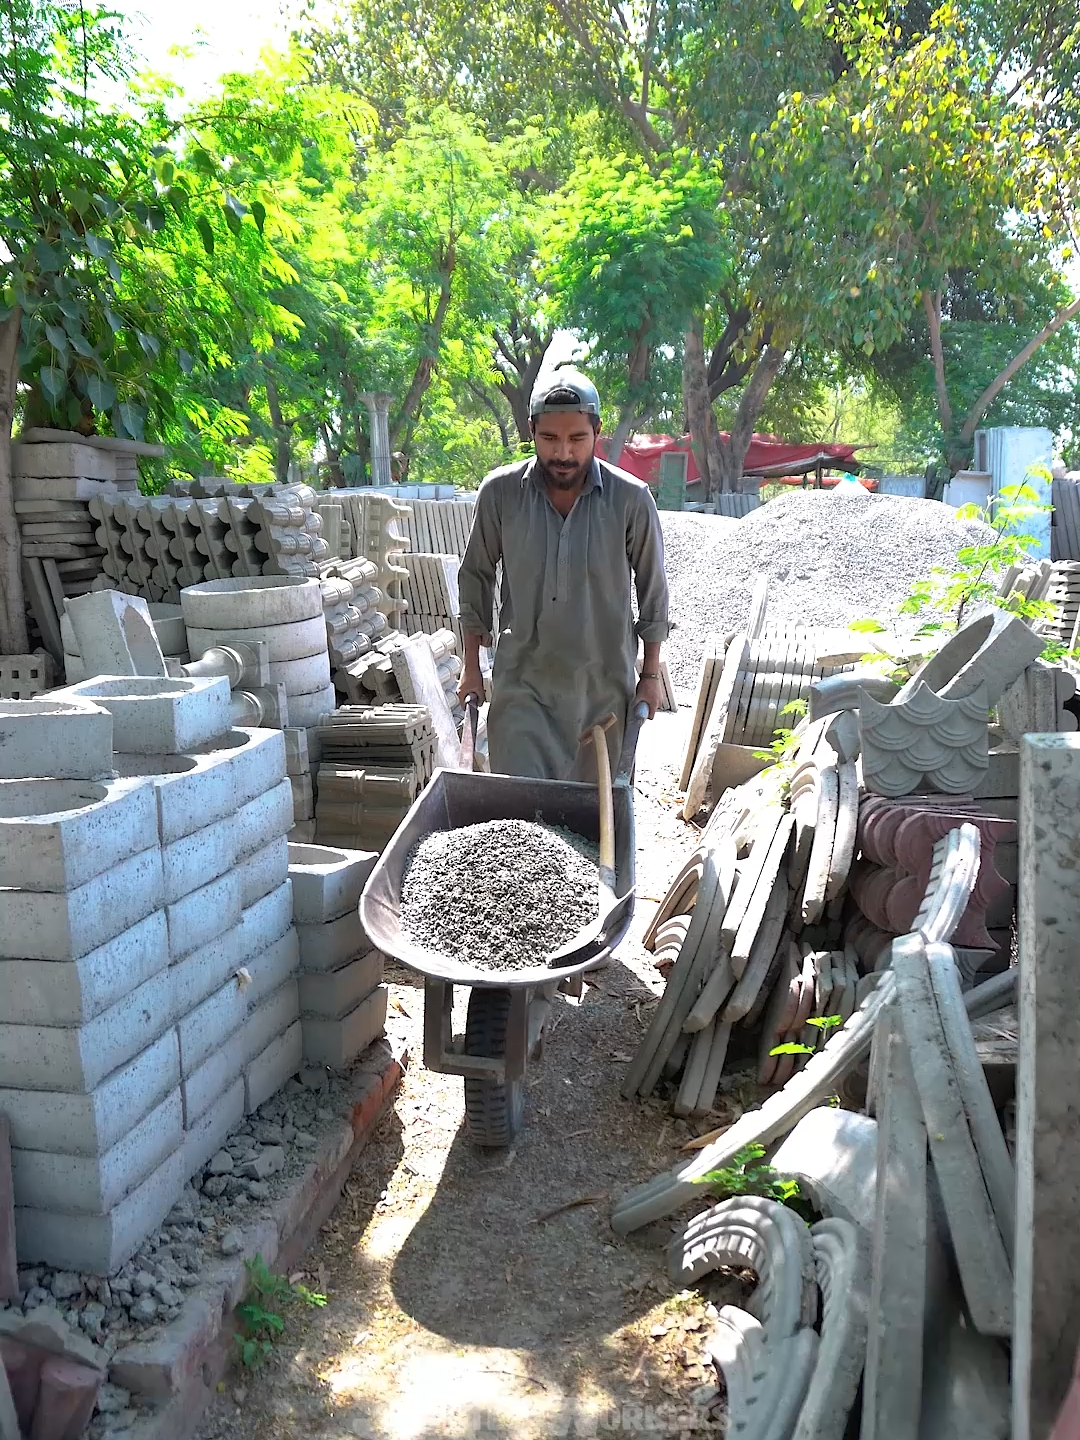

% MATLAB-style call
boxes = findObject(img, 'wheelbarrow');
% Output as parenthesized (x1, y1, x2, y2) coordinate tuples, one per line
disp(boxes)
(360, 702, 647, 1146)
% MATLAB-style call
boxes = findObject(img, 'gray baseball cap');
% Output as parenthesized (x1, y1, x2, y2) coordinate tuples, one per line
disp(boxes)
(529, 368, 601, 419)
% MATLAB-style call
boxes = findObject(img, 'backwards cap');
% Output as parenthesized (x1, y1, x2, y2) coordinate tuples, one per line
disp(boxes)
(529, 368, 601, 419)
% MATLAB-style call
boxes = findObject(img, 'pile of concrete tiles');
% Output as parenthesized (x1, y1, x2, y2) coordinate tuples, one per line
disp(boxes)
(319, 557, 389, 676)
(399, 496, 475, 557)
(0, 674, 308, 1275)
(314, 762, 418, 853)
(316, 705, 436, 785)
(288, 843, 386, 1067)
(334, 626, 462, 722)
(401, 552, 462, 646)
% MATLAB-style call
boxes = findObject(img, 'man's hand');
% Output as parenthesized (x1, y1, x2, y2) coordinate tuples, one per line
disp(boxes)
(458, 661, 485, 709)
(635, 674, 663, 719)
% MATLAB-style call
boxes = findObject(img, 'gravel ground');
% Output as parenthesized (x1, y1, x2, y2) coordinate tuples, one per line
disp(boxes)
(659, 490, 993, 688)
(400, 819, 599, 970)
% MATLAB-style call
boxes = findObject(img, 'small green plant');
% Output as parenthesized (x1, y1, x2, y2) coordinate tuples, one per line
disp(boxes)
(769, 1014, 843, 1058)
(694, 1143, 801, 1206)
(235, 1255, 327, 1370)
(753, 699, 809, 768)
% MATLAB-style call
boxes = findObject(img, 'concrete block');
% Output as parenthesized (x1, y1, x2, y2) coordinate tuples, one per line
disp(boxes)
(0, 909, 169, 1025)
(112, 750, 236, 846)
(0, 1030, 179, 1155)
(12, 474, 117, 503)
(283, 726, 309, 775)
(177, 976, 247, 1078)
(182, 1077, 244, 1177)
(236, 881, 294, 966)
(180, 576, 324, 629)
(287, 820, 316, 843)
(301, 986, 387, 1068)
(290, 773, 314, 821)
(268, 651, 332, 695)
(169, 929, 242, 1037)
(244, 1021, 302, 1113)
(180, 1035, 243, 1128)
(147, 604, 187, 658)
(64, 590, 167, 679)
(0, 969, 173, 1094)
(299, 950, 383, 1020)
(188, 616, 328, 663)
(0, 845, 164, 960)
(166, 869, 240, 961)
(296, 909, 368, 972)
(12, 441, 115, 481)
(0, 699, 113, 780)
(234, 779, 293, 861)
(287, 685, 336, 728)
(0, 777, 156, 891)
(235, 836, 289, 908)
(14, 1144, 187, 1274)
(246, 929, 300, 1008)
(160, 814, 234, 904)
(11, 1089, 182, 1213)
(288, 842, 377, 924)
(240, 981, 300, 1067)
(200, 727, 287, 805)
(53, 676, 231, 755)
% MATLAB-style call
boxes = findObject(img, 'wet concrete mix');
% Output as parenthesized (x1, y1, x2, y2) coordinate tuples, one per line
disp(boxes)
(399, 818, 599, 970)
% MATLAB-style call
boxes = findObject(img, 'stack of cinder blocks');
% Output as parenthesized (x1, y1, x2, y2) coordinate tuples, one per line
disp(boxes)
(288, 844, 387, 1067)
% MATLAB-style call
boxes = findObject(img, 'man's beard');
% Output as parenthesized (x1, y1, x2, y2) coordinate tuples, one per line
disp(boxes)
(538, 457, 591, 491)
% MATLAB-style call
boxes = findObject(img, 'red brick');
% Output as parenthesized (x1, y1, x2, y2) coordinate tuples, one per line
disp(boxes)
(1, 1336, 44, 1432)
(0, 1117, 17, 1302)
(29, 1356, 100, 1440)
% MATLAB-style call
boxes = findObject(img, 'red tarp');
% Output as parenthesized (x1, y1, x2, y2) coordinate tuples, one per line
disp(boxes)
(596, 432, 861, 484)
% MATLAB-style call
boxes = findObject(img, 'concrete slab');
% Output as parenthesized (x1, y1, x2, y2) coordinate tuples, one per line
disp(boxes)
(166, 870, 240, 962)
(182, 1078, 244, 1178)
(0, 969, 173, 1094)
(11, 1089, 182, 1213)
(233, 780, 293, 863)
(15, 1144, 187, 1274)
(0, 699, 113, 780)
(54, 676, 231, 755)
(287, 842, 377, 924)
(180, 1036, 243, 1128)
(12, 441, 115, 481)
(64, 591, 167, 679)
(0, 1030, 179, 1156)
(160, 815, 234, 904)
(240, 982, 300, 1067)
(245, 930, 300, 1009)
(0, 909, 169, 1025)
(0, 845, 164, 961)
(176, 975, 246, 1077)
(298, 950, 383, 1020)
(169, 925, 241, 1021)
(235, 882, 294, 966)
(234, 836, 289, 908)
(296, 910, 368, 972)
(301, 986, 387, 1067)
(0, 777, 156, 892)
(244, 1022, 302, 1113)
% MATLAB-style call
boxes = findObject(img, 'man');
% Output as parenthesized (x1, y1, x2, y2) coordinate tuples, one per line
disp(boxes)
(457, 369, 670, 781)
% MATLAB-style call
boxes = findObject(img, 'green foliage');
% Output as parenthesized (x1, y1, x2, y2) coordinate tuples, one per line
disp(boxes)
(694, 1144, 802, 1208)
(235, 1255, 326, 1371)
(770, 1014, 843, 1058)
(753, 699, 808, 769)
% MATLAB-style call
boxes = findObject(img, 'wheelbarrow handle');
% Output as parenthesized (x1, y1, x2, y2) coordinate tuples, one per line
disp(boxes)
(459, 692, 481, 771)
(616, 699, 650, 784)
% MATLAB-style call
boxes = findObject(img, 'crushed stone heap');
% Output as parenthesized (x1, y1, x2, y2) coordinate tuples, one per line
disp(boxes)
(659, 491, 993, 689)
(399, 819, 598, 970)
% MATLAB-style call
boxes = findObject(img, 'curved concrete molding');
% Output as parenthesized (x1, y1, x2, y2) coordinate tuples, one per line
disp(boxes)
(859, 681, 990, 797)
(824, 709, 860, 763)
(771, 1107, 878, 1235)
(792, 1218, 870, 1440)
(825, 762, 859, 902)
(708, 1307, 819, 1440)
(787, 762, 820, 892)
(670, 1196, 817, 1333)
(643, 849, 705, 950)
(809, 671, 899, 721)
(683, 635, 750, 820)
(799, 765, 838, 925)
(912, 824, 982, 945)
(611, 976, 897, 1234)
(899, 610, 1043, 707)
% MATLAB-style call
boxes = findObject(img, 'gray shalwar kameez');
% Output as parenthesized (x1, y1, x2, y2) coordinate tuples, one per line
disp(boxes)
(458, 455, 670, 781)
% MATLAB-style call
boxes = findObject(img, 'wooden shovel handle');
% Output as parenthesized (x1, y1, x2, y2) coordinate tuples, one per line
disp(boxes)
(592, 722, 616, 877)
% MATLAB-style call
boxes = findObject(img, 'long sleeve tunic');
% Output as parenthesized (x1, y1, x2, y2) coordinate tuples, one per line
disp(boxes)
(458, 455, 670, 780)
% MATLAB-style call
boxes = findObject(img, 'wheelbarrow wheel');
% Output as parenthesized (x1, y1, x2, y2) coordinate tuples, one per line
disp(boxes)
(463, 988, 525, 1147)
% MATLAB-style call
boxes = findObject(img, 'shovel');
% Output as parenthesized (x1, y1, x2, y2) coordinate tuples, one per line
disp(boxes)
(459, 692, 480, 771)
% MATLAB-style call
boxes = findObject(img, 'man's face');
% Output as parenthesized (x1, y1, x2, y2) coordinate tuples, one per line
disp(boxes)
(532, 411, 598, 490)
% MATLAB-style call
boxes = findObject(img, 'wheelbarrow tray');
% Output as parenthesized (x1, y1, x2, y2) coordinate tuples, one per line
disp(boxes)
(360, 766, 636, 988)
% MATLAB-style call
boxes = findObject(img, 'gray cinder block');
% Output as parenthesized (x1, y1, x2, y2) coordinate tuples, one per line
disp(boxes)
(288, 842, 377, 924)
(0, 699, 114, 780)
(244, 1022, 302, 1114)
(0, 845, 164, 961)
(55, 675, 231, 755)
(0, 778, 156, 891)
(298, 950, 383, 1020)
(296, 909, 369, 972)
(301, 986, 387, 1068)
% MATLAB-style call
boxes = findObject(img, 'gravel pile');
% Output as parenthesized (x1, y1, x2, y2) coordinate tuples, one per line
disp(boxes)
(400, 819, 599, 970)
(659, 491, 994, 689)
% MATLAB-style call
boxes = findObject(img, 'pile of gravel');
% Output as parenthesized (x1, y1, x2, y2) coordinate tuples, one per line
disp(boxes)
(400, 819, 598, 970)
(658, 491, 994, 689)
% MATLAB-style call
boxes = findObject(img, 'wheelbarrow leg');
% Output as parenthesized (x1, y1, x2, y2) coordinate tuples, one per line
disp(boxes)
(464, 987, 530, 1147)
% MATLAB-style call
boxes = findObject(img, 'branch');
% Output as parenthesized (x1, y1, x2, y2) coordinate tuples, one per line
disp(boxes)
(960, 293, 1080, 442)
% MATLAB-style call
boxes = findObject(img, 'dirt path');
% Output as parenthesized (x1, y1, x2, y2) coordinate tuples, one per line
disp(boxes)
(196, 710, 744, 1440)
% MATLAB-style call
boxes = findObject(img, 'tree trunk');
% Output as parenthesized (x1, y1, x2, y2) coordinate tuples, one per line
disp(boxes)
(682, 319, 713, 496)
(607, 401, 638, 465)
(608, 326, 651, 466)
(0, 310, 29, 655)
(264, 374, 291, 485)
(714, 344, 787, 493)
(389, 246, 455, 451)
(921, 289, 960, 470)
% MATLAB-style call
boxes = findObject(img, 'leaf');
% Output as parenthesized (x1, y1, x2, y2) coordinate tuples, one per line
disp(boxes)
(177, 347, 195, 374)
(44, 323, 68, 353)
(104, 308, 125, 333)
(224, 193, 248, 220)
(849, 617, 888, 632)
(85, 233, 112, 259)
(86, 373, 116, 411)
(224, 205, 244, 237)
(39, 365, 66, 402)
(106, 258, 122, 283)
(769, 1041, 814, 1056)
(251, 201, 266, 235)
(196, 216, 215, 255)
(136, 331, 161, 359)
(117, 401, 145, 440)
